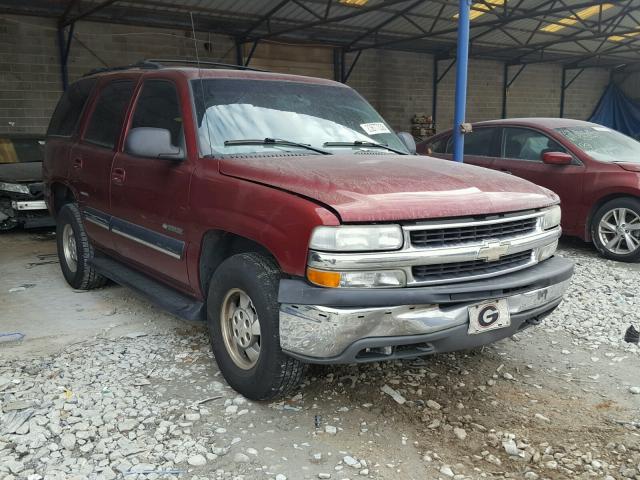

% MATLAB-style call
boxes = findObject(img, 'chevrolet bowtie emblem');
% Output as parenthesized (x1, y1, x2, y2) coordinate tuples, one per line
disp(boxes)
(477, 240, 510, 262)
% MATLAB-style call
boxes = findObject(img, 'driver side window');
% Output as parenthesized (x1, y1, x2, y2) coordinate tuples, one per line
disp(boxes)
(130, 80, 184, 151)
(502, 127, 565, 161)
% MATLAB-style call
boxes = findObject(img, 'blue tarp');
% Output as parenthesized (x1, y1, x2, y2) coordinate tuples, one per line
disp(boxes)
(589, 83, 640, 139)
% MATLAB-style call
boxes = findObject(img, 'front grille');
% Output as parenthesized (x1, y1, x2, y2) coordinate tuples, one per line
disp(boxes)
(410, 217, 538, 248)
(412, 250, 533, 283)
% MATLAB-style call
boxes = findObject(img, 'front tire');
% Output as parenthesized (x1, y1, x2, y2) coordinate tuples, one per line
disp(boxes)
(207, 252, 305, 400)
(56, 203, 107, 289)
(591, 197, 640, 262)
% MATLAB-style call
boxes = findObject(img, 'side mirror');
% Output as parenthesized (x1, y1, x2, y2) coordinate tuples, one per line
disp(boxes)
(542, 151, 572, 165)
(125, 127, 184, 160)
(397, 132, 417, 155)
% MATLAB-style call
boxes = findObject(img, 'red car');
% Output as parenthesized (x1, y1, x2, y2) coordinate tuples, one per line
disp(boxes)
(419, 118, 640, 262)
(44, 64, 573, 399)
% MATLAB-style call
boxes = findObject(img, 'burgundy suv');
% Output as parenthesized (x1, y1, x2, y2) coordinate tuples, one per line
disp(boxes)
(44, 62, 573, 400)
(419, 118, 640, 262)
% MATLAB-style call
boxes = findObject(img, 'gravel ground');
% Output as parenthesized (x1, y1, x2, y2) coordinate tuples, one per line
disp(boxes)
(1, 232, 639, 480)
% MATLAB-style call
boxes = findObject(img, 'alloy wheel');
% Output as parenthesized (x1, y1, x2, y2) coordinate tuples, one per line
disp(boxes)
(62, 223, 78, 273)
(220, 288, 261, 370)
(597, 207, 640, 255)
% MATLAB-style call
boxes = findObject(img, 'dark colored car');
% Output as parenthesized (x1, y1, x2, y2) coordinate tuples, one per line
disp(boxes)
(419, 118, 640, 262)
(44, 63, 573, 400)
(0, 135, 54, 230)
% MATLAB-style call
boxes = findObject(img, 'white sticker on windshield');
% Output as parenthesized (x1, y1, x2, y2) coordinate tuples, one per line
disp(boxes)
(361, 122, 391, 135)
(592, 126, 610, 131)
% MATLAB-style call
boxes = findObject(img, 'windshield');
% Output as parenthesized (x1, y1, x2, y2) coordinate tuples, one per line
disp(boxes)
(0, 137, 44, 164)
(556, 125, 640, 163)
(191, 78, 408, 156)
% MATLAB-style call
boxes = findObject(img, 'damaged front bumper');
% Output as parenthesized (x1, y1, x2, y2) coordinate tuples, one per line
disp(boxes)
(0, 182, 53, 229)
(278, 256, 573, 363)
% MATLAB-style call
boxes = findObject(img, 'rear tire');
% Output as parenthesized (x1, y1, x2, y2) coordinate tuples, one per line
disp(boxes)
(56, 203, 107, 289)
(207, 252, 305, 400)
(591, 197, 640, 262)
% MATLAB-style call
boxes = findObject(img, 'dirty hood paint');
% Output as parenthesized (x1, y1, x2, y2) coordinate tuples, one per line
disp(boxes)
(219, 154, 559, 222)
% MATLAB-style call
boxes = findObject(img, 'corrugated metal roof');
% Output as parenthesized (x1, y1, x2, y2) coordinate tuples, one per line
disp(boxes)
(1, 0, 639, 67)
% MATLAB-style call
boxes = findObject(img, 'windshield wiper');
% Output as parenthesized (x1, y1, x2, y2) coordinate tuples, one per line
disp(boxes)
(323, 141, 407, 155)
(224, 138, 332, 155)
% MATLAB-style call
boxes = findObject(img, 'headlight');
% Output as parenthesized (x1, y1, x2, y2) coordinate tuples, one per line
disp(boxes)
(537, 240, 558, 262)
(307, 267, 406, 288)
(309, 225, 403, 252)
(0, 182, 30, 195)
(541, 205, 561, 230)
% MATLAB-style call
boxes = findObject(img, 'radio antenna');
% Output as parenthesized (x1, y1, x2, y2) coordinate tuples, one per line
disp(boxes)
(190, 11, 214, 155)
(190, 12, 201, 71)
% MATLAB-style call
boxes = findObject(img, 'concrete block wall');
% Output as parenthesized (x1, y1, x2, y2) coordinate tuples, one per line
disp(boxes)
(505, 63, 562, 118)
(563, 68, 610, 120)
(0, 13, 611, 136)
(617, 72, 640, 101)
(349, 50, 608, 133)
(435, 58, 504, 132)
(0, 14, 233, 135)
(345, 49, 434, 131)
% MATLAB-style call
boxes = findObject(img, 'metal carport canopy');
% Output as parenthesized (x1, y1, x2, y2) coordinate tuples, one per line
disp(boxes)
(2, 0, 639, 68)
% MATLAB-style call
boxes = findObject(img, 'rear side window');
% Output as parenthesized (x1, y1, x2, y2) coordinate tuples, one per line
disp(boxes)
(430, 136, 449, 154)
(84, 80, 134, 150)
(0, 137, 44, 163)
(130, 80, 184, 148)
(465, 128, 499, 156)
(47, 79, 96, 137)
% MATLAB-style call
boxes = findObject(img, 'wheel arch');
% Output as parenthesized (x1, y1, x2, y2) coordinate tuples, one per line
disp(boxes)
(50, 181, 77, 218)
(198, 230, 281, 296)
(585, 192, 640, 241)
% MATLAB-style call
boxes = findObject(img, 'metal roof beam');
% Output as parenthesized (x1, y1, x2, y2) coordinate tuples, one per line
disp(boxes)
(400, 13, 427, 34)
(242, 0, 292, 38)
(59, 0, 80, 24)
(61, 0, 120, 27)
(291, 0, 324, 20)
(508, 1, 640, 63)
(345, 0, 423, 49)
(350, 0, 614, 51)
(247, 0, 410, 42)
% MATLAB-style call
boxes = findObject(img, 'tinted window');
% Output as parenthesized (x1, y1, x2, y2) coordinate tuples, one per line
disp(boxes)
(47, 79, 96, 137)
(0, 137, 44, 164)
(465, 128, 498, 156)
(130, 80, 183, 148)
(430, 136, 449, 154)
(503, 127, 565, 161)
(84, 80, 134, 150)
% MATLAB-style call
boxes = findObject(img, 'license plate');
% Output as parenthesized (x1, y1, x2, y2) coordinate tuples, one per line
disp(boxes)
(468, 299, 511, 335)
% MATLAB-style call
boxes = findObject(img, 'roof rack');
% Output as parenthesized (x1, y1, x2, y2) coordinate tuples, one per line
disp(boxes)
(82, 59, 266, 78)
(83, 60, 161, 77)
(145, 59, 265, 72)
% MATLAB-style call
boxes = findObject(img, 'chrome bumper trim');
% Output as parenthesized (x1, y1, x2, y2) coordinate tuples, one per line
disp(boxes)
(279, 278, 570, 359)
(308, 226, 561, 285)
(11, 200, 47, 211)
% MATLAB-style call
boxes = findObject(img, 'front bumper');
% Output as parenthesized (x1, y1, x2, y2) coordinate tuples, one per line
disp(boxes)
(279, 256, 573, 363)
(11, 199, 47, 211)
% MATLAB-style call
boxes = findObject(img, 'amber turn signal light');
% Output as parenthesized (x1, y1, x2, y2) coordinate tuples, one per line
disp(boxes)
(307, 268, 341, 288)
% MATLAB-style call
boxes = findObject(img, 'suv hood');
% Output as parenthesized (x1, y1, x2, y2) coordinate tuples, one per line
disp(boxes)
(219, 154, 558, 222)
(0, 162, 42, 183)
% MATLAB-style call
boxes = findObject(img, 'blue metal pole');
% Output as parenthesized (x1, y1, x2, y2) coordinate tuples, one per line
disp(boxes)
(452, 0, 471, 163)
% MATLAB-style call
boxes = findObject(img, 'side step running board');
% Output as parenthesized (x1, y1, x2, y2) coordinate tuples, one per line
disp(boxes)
(90, 256, 205, 321)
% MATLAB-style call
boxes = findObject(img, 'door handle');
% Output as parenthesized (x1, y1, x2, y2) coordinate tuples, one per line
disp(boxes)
(72, 158, 83, 169)
(112, 167, 126, 185)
